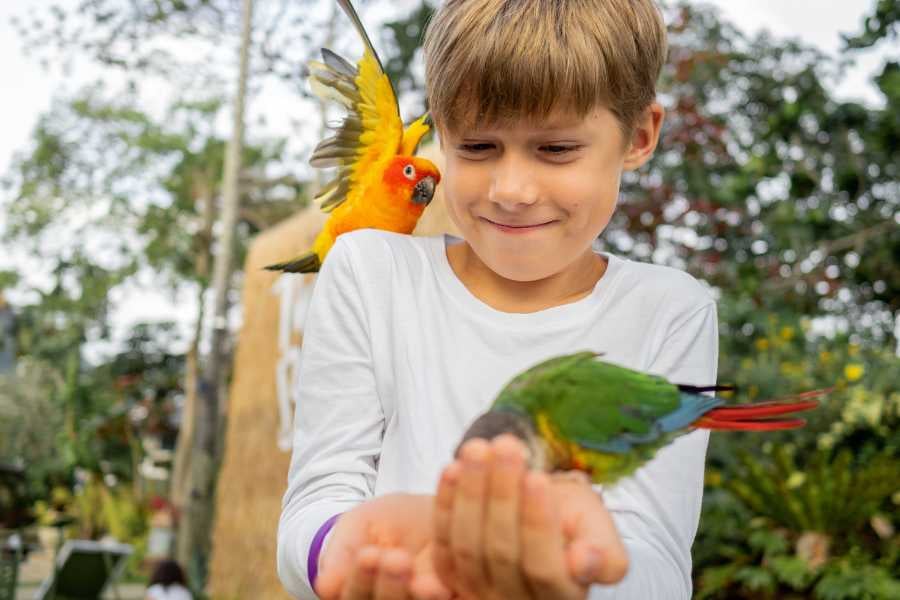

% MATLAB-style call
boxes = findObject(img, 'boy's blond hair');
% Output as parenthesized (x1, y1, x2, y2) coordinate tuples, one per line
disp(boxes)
(423, 0, 667, 136)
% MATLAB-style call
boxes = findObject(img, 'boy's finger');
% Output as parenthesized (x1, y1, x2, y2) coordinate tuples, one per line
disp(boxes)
(451, 439, 491, 593)
(342, 546, 381, 600)
(372, 548, 412, 600)
(565, 538, 628, 587)
(410, 545, 453, 600)
(484, 436, 530, 597)
(433, 462, 460, 589)
(317, 552, 352, 595)
(520, 472, 583, 600)
(564, 495, 629, 584)
(315, 568, 346, 600)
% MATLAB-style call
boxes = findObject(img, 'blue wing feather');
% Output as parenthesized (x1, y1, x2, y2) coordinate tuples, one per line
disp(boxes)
(576, 393, 722, 453)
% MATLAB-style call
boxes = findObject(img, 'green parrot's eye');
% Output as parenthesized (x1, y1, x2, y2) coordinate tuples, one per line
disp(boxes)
(403, 164, 416, 180)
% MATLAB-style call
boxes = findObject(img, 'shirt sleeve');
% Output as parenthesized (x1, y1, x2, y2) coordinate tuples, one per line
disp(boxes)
(589, 301, 719, 599)
(276, 237, 384, 599)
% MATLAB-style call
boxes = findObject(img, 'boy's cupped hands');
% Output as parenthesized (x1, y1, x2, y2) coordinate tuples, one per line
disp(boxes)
(315, 435, 628, 600)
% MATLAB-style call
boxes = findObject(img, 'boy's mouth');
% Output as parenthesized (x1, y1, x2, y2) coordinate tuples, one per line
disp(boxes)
(483, 217, 557, 233)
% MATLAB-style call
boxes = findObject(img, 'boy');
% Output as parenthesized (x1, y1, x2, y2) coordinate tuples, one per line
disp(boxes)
(278, 1, 717, 598)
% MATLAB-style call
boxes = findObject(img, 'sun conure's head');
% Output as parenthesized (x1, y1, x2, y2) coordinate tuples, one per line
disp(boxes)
(456, 407, 552, 472)
(383, 156, 441, 207)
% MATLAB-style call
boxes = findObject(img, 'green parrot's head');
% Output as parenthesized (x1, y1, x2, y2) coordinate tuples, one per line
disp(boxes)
(456, 407, 551, 472)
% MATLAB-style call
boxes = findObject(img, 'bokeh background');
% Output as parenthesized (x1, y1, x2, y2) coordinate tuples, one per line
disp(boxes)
(0, 1, 897, 599)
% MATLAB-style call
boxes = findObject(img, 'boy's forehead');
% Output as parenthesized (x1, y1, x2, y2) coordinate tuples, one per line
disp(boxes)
(444, 106, 600, 136)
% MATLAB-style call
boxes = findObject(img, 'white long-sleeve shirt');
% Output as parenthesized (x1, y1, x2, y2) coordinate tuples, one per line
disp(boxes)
(277, 229, 719, 599)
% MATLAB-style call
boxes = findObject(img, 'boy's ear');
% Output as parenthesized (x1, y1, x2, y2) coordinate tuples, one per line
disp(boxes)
(623, 102, 664, 171)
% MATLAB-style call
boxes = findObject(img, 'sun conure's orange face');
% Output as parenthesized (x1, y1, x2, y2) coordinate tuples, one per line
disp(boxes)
(383, 155, 441, 209)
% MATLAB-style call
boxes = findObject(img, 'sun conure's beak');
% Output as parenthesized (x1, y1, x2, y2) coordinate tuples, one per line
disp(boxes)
(413, 176, 436, 205)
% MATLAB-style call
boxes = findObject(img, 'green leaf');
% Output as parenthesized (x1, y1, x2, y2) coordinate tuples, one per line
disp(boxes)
(735, 565, 776, 593)
(770, 556, 815, 590)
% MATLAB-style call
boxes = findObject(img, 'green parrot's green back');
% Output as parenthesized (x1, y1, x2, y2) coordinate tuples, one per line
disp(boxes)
(493, 352, 690, 483)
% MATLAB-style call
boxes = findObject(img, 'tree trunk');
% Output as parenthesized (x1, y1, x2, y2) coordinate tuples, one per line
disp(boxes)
(172, 181, 216, 564)
(177, 0, 254, 589)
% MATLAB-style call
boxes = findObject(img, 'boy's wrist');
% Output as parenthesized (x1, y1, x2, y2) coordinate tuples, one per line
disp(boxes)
(308, 513, 342, 590)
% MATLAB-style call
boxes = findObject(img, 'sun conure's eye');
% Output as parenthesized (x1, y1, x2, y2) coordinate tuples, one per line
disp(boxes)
(403, 164, 416, 180)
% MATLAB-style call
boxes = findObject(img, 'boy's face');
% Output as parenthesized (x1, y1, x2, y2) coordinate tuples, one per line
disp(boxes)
(439, 104, 662, 283)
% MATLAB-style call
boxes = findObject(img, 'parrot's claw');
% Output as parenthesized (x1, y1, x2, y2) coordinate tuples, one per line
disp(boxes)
(550, 470, 592, 486)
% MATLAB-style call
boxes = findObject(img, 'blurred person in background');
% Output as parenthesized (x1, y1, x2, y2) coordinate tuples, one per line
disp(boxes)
(145, 559, 193, 600)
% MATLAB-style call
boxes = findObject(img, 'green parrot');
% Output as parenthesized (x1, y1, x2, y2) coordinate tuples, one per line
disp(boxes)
(460, 351, 825, 485)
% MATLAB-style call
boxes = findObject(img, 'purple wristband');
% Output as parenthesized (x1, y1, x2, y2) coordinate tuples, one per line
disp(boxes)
(308, 514, 341, 591)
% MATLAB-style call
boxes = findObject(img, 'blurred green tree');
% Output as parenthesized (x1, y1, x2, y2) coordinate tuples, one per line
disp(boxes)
(642, 2, 900, 597)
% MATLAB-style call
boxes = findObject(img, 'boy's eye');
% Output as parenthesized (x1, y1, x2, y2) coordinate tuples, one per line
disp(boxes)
(540, 145, 580, 155)
(458, 143, 494, 153)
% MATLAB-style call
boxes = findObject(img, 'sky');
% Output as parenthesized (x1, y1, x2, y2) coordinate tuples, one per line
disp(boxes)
(0, 0, 894, 359)
(0, 1, 891, 177)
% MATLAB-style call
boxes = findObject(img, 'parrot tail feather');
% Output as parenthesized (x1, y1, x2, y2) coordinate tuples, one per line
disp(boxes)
(264, 252, 321, 274)
(693, 394, 825, 431)
(693, 416, 808, 431)
(705, 399, 821, 420)
(677, 383, 736, 394)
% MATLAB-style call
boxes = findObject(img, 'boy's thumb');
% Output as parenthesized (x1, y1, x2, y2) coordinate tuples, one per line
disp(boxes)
(568, 539, 629, 586)
(315, 552, 348, 600)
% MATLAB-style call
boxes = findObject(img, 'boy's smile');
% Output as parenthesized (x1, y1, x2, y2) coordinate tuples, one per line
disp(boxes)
(438, 104, 663, 312)
(481, 217, 558, 234)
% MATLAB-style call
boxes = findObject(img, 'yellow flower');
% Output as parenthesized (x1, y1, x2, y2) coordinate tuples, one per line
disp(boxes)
(819, 351, 832, 364)
(844, 363, 864, 382)
(780, 326, 796, 341)
(786, 472, 806, 489)
(818, 434, 835, 450)
(705, 471, 723, 487)
(755, 338, 770, 351)
(780, 362, 803, 377)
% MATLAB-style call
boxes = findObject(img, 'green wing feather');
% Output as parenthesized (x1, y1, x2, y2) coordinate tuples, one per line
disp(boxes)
(494, 353, 688, 483)
(495, 352, 681, 446)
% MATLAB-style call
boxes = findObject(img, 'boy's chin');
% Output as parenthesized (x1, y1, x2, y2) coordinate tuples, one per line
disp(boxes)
(483, 256, 562, 283)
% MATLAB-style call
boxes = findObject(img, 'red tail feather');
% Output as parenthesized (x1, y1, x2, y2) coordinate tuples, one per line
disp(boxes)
(693, 389, 829, 432)
(694, 416, 808, 431)
(705, 399, 820, 420)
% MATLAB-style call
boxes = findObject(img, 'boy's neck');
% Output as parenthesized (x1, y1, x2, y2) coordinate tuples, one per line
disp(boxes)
(445, 242, 607, 314)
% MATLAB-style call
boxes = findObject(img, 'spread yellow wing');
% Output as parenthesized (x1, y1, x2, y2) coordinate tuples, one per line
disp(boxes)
(308, 0, 425, 214)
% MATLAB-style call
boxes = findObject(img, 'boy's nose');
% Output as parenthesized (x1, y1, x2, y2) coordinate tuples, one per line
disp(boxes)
(488, 156, 540, 209)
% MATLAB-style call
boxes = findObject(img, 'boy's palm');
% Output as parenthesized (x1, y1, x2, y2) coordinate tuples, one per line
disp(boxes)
(314, 455, 628, 600)
(315, 494, 450, 600)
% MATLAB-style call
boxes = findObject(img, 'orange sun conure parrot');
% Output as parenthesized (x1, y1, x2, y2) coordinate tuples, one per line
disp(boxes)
(266, 0, 440, 273)
(460, 351, 828, 485)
